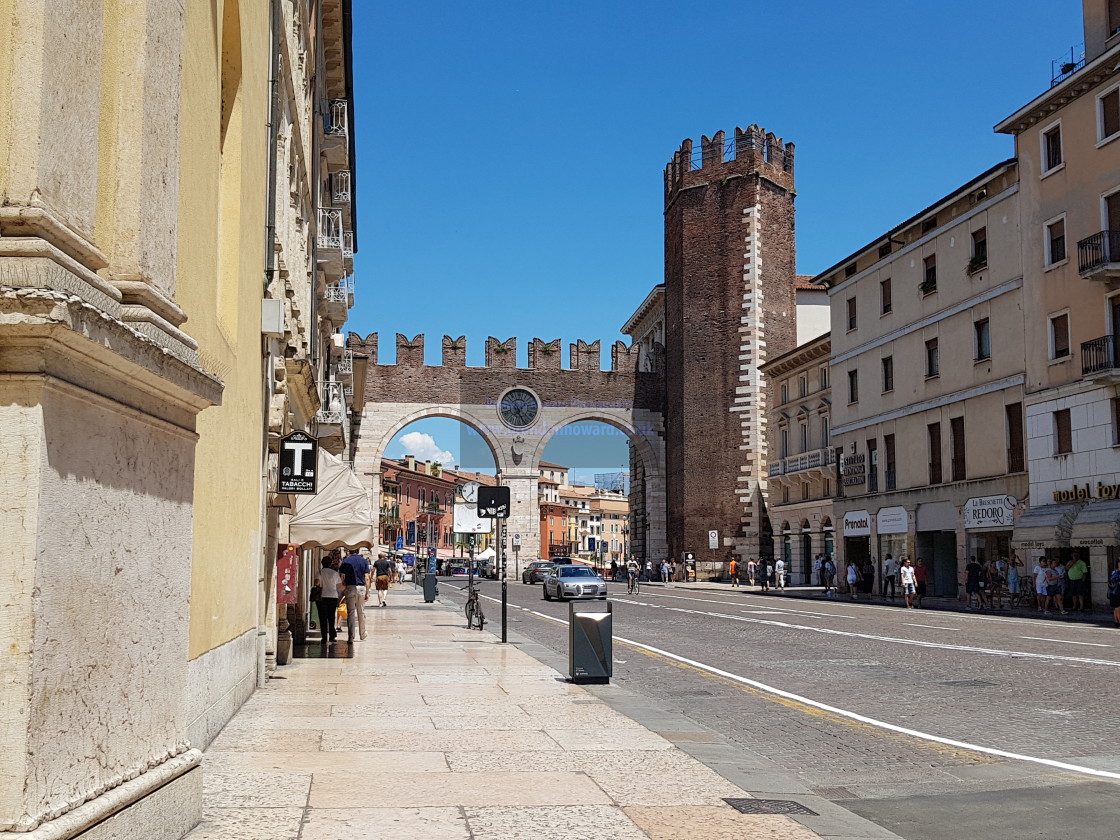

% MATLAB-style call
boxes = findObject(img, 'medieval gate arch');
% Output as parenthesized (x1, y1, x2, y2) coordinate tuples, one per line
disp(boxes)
(348, 332, 666, 564)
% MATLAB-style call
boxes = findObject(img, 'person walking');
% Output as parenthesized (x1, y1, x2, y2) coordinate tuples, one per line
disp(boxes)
(729, 558, 740, 587)
(1109, 564, 1120, 628)
(340, 547, 371, 641)
(813, 554, 824, 589)
(1047, 560, 1068, 615)
(774, 557, 786, 590)
(747, 557, 758, 587)
(900, 557, 917, 609)
(1034, 558, 1051, 613)
(913, 557, 927, 607)
(372, 553, 393, 607)
(846, 561, 860, 600)
(823, 556, 835, 595)
(882, 554, 898, 599)
(316, 556, 342, 643)
(660, 559, 670, 584)
(1066, 553, 1089, 612)
(759, 559, 770, 593)
(965, 555, 984, 610)
(1006, 551, 1024, 605)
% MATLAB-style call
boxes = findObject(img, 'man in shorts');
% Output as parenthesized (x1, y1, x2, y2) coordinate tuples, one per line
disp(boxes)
(372, 553, 394, 607)
(900, 557, 917, 609)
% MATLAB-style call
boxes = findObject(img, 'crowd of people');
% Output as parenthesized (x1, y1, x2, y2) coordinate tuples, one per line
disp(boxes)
(309, 548, 406, 643)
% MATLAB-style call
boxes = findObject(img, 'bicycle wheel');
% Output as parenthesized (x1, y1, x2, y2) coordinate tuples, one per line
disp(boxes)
(465, 599, 475, 625)
(472, 605, 486, 630)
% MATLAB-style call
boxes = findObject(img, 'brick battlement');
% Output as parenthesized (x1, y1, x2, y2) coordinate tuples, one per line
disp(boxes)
(347, 332, 644, 373)
(664, 125, 795, 206)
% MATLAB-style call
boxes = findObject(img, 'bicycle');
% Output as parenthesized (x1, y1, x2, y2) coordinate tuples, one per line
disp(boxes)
(626, 573, 639, 596)
(465, 586, 486, 630)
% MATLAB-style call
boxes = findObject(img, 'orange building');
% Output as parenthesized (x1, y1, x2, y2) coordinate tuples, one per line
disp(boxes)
(540, 502, 574, 558)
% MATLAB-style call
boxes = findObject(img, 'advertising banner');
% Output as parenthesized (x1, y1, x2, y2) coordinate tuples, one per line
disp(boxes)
(276, 544, 299, 604)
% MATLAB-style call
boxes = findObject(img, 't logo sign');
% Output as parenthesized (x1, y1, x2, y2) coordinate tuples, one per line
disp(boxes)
(477, 486, 511, 519)
(278, 431, 319, 494)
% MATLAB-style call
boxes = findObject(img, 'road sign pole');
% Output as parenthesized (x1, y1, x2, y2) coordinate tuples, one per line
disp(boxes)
(500, 525, 507, 644)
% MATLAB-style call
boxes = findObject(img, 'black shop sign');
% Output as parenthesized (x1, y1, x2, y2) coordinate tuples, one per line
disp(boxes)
(278, 431, 318, 494)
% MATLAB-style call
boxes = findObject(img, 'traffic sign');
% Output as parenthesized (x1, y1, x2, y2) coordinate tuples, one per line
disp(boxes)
(683, 551, 695, 561)
(278, 431, 318, 494)
(477, 486, 511, 519)
(395, 536, 404, 550)
(512, 533, 521, 547)
(708, 529, 719, 549)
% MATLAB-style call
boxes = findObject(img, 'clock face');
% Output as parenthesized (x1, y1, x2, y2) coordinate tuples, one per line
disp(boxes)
(461, 480, 480, 503)
(499, 388, 539, 429)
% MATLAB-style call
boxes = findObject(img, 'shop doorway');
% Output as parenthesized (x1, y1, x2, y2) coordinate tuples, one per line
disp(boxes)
(918, 531, 958, 597)
(801, 526, 813, 585)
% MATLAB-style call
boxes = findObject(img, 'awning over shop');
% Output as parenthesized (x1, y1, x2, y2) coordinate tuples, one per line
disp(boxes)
(1071, 500, 1120, 548)
(1010, 503, 1082, 549)
(289, 450, 375, 550)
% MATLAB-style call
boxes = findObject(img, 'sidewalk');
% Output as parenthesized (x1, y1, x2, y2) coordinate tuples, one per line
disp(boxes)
(186, 582, 896, 840)
(645, 580, 1117, 626)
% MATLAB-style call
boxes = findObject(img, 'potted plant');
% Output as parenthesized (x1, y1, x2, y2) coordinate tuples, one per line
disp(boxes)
(966, 255, 987, 274)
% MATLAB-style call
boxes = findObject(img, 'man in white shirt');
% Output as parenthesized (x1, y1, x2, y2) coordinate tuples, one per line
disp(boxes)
(813, 554, 824, 588)
(774, 557, 786, 590)
(883, 554, 899, 599)
(899, 557, 917, 609)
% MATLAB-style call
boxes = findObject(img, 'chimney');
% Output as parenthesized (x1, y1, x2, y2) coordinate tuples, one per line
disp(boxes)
(406, 455, 416, 472)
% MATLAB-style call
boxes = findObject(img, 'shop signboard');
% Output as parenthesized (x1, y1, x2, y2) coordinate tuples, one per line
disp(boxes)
(276, 544, 299, 604)
(876, 506, 908, 534)
(843, 510, 871, 536)
(963, 495, 1017, 530)
(278, 431, 318, 494)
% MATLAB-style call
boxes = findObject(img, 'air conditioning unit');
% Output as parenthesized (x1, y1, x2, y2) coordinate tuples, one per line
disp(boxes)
(261, 299, 285, 337)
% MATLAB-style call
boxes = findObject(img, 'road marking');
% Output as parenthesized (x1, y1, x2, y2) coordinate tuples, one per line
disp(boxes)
(1020, 636, 1111, 648)
(905, 623, 959, 631)
(506, 601, 1120, 783)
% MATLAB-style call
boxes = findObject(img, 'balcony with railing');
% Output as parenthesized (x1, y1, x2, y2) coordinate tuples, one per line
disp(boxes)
(325, 98, 348, 137)
(1082, 334, 1120, 376)
(337, 349, 353, 376)
(317, 380, 345, 426)
(380, 504, 401, 523)
(342, 230, 354, 259)
(885, 465, 897, 491)
(317, 207, 343, 250)
(768, 447, 836, 479)
(1077, 231, 1120, 280)
(331, 169, 351, 204)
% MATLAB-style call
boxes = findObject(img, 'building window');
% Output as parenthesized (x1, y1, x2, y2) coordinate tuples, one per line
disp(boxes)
(971, 228, 987, 269)
(780, 381, 788, 404)
(1050, 312, 1071, 359)
(867, 438, 878, 492)
(820, 415, 830, 448)
(848, 369, 859, 403)
(847, 296, 857, 331)
(823, 477, 832, 496)
(884, 434, 896, 490)
(1101, 87, 1120, 142)
(921, 216, 937, 233)
(1007, 402, 1025, 472)
(801, 482, 810, 500)
(928, 422, 943, 484)
(1111, 0, 1120, 34)
(950, 416, 966, 481)
(925, 338, 940, 377)
(880, 278, 892, 314)
(845, 262, 857, 278)
(881, 355, 894, 392)
(1113, 397, 1120, 445)
(921, 255, 937, 294)
(975, 318, 991, 360)
(1045, 216, 1067, 265)
(879, 242, 892, 258)
(819, 365, 829, 390)
(1055, 408, 1073, 454)
(799, 422, 808, 453)
(782, 485, 790, 503)
(780, 427, 789, 458)
(1042, 123, 1063, 173)
(799, 374, 807, 397)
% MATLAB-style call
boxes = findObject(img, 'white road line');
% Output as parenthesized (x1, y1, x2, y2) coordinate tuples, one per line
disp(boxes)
(637, 592, 858, 620)
(905, 624, 959, 631)
(508, 602, 1120, 783)
(1020, 636, 1111, 648)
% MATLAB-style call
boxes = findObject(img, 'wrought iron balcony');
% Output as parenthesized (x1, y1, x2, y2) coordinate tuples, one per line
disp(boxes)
(325, 98, 348, 137)
(331, 169, 351, 204)
(317, 380, 345, 425)
(1082, 334, 1120, 376)
(337, 349, 353, 375)
(317, 207, 343, 250)
(342, 230, 354, 259)
(1077, 231, 1120, 279)
(885, 466, 897, 491)
(325, 282, 347, 303)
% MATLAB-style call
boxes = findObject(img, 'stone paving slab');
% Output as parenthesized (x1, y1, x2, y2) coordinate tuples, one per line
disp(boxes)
(186, 583, 900, 840)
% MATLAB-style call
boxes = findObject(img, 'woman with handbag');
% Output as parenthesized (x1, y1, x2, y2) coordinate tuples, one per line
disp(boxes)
(317, 556, 343, 643)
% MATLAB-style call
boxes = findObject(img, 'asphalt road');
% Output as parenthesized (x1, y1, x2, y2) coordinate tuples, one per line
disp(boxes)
(439, 577, 1120, 840)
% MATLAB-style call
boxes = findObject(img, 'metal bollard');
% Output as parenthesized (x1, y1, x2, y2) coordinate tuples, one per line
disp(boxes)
(568, 601, 612, 684)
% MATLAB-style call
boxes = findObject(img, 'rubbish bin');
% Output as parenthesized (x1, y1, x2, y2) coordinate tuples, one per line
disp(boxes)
(423, 573, 438, 603)
(568, 601, 612, 684)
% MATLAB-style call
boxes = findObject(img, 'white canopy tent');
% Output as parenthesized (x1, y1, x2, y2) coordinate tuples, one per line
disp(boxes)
(288, 449, 375, 550)
(475, 546, 496, 560)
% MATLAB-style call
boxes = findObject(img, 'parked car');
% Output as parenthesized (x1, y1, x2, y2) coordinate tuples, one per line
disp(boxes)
(522, 561, 554, 584)
(543, 565, 608, 601)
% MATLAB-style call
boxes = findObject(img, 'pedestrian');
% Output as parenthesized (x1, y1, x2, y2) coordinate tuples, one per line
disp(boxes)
(1066, 553, 1089, 612)
(669, 558, 677, 582)
(1006, 551, 1023, 605)
(900, 557, 917, 608)
(729, 558, 740, 587)
(883, 554, 898, 599)
(610, 559, 618, 581)
(660, 559, 670, 583)
(747, 557, 758, 587)
(1046, 559, 1068, 615)
(316, 556, 342, 643)
(760, 559, 770, 593)
(340, 546, 371, 641)
(395, 558, 406, 585)
(913, 557, 927, 607)
(862, 559, 876, 594)
(372, 553, 393, 607)
(987, 556, 1005, 609)
(846, 561, 860, 600)
(814, 553, 824, 588)
(1109, 564, 1120, 628)
(774, 557, 786, 590)
(823, 556, 835, 595)
(1034, 558, 1051, 613)
(964, 555, 984, 609)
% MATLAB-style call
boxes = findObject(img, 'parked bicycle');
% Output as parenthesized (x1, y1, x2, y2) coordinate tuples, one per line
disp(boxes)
(465, 584, 486, 630)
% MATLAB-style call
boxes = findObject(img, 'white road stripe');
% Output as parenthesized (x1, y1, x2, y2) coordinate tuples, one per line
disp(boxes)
(507, 601, 1120, 783)
(1020, 636, 1111, 648)
(905, 624, 959, 631)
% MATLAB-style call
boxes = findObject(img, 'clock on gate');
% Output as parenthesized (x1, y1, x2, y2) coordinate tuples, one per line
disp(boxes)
(498, 387, 540, 430)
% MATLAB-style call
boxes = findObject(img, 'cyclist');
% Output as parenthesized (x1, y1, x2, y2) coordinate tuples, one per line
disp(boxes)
(626, 559, 640, 595)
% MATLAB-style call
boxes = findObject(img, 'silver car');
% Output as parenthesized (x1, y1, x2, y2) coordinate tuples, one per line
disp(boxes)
(543, 565, 608, 601)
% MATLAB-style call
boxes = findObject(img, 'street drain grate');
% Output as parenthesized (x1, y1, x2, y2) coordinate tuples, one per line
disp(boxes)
(941, 679, 997, 688)
(724, 798, 818, 816)
(813, 786, 856, 800)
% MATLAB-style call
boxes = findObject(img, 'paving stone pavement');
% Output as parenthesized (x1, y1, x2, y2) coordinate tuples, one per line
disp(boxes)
(186, 582, 890, 840)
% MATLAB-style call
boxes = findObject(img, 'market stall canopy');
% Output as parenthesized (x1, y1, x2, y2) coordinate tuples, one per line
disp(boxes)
(289, 450, 375, 549)
(475, 547, 496, 560)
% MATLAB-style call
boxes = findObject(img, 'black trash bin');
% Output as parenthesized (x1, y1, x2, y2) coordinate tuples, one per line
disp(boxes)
(568, 601, 612, 684)
(423, 573, 438, 603)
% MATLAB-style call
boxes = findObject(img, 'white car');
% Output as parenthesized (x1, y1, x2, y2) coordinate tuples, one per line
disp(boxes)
(543, 565, 608, 601)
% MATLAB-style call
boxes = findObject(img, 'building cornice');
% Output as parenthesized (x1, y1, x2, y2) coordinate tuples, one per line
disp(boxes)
(759, 332, 831, 377)
(995, 43, 1120, 135)
(620, 285, 665, 336)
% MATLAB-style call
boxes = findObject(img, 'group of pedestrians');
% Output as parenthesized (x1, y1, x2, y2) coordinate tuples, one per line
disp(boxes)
(1027, 555, 1090, 615)
(311, 548, 398, 644)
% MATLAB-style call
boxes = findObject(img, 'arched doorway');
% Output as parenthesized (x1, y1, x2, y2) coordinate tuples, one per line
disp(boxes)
(800, 519, 813, 586)
(822, 517, 835, 567)
(780, 522, 792, 585)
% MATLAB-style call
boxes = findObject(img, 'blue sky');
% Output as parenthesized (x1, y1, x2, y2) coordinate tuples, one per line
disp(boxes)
(349, 0, 1083, 475)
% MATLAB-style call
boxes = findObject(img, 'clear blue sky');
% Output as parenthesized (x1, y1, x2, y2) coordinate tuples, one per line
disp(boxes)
(349, 0, 1083, 474)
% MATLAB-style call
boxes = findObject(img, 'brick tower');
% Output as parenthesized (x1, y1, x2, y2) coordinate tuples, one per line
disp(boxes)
(663, 126, 797, 575)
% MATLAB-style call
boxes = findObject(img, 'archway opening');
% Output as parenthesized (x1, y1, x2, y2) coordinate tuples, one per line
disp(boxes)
(382, 416, 498, 570)
(539, 419, 633, 572)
